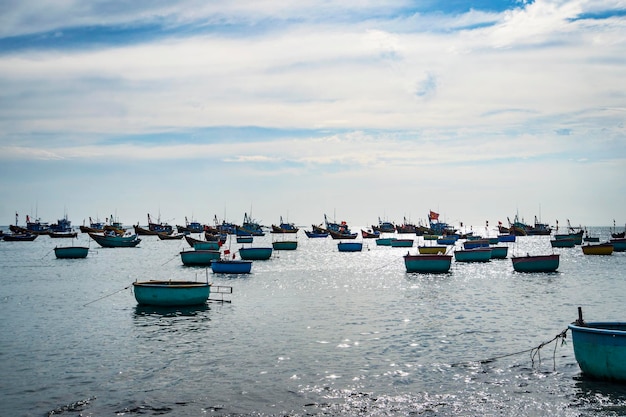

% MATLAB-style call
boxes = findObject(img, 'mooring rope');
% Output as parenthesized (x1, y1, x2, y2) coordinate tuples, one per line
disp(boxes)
(83, 284, 133, 306)
(451, 328, 569, 370)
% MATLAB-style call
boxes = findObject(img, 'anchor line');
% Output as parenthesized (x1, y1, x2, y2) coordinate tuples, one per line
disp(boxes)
(451, 328, 569, 369)
(83, 284, 133, 306)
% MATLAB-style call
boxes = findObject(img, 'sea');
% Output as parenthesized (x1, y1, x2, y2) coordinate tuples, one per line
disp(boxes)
(1, 226, 626, 417)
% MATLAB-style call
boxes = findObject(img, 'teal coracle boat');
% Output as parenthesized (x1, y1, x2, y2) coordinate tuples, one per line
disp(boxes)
(569, 309, 626, 382)
(133, 280, 210, 306)
(454, 248, 492, 262)
(239, 247, 273, 260)
(463, 239, 490, 249)
(54, 246, 89, 259)
(403, 253, 452, 273)
(338, 242, 363, 252)
(272, 241, 298, 250)
(375, 237, 397, 246)
(511, 254, 559, 272)
(390, 239, 413, 248)
(211, 259, 252, 274)
(180, 249, 221, 266)
(236, 236, 254, 244)
(610, 238, 626, 252)
(550, 238, 576, 248)
(489, 246, 508, 259)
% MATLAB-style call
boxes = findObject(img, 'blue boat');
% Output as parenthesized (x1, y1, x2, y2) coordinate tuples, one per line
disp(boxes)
(271, 216, 299, 234)
(49, 214, 72, 233)
(133, 280, 211, 306)
(211, 259, 252, 274)
(569, 308, 626, 382)
(454, 248, 492, 262)
(390, 239, 413, 248)
(337, 242, 363, 252)
(463, 239, 490, 249)
(550, 238, 576, 248)
(54, 246, 89, 259)
(497, 234, 516, 243)
(511, 254, 559, 272)
(305, 230, 329, 238)
(272, 240, 298, 250)
(403, 253, 452, 273)
(375, 237, 397, 246)
(238, 247, 273, 260)
(372, 217, 396, 233)
(610, 238, 626, 252)
(238, 213, 265, 236)
(437, 236, 457, 245)
(88, 232, 141, 248)
(180, 249, 221, 266)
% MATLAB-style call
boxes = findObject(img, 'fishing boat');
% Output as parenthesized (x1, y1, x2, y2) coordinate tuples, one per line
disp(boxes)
(54, 246, 89, 259)
(211, 259, 252, 274)
(436, 236, 457, 245)
(133, 280, 211, 306)
(79, 217, 105, 233)
(581, 242, 614, 255)
(337, 242, 363, 252)
(11, 213, 50, 235)
(463, 239, 490, 249)
(372, 218, 396, 233)
(569, 308, 626, 382)
(550, 238, 576, 248)
(238, 247, 273, 260)
(179, 249, 221, 266)
(390, 239, 414, 248)
(454, 248, 492, 262)
(158, 232, 184, 240)
(396, 217, 419, 234)
(417, 245, 447, 254)
(511, 254, 559, 272)
(403, 253, 452, 273)
(88, 232, 141, 248)
(497, 234, 516, 243)
(271, 216, 299, 234)
(272, 240, 298, 250)
(3, 233, 38, 241)
(361, 229, 380, 238)
(611, 220, 625, 238)
(488, 246, 508, 259)
(610, 238, 626, 252)
(239, 213, 265, 236)
(48, 231, 79, 238)
(176, 217, 205, 234)
(324, 214, 358, 239)
(375, 237, 397, 246)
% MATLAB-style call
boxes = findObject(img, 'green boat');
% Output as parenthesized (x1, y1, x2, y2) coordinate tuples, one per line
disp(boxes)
(239, 247, 273, 260)
(404, 253, 452, 273)
(133, 280, 210, 306)
(180, 249, 221, 266)
(272, 241, 298, 250)
(54, 246, 89, 259)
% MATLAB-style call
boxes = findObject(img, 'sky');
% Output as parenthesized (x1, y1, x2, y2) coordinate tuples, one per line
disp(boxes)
(0, 0, 625, 231)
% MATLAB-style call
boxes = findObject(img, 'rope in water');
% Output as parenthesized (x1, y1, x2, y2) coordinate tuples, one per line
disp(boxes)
(83, 284, 133, 306)
(451, 328, 569, 370)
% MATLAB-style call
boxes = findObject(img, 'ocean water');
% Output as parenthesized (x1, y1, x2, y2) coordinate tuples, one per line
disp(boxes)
(1, 227, 626, 416)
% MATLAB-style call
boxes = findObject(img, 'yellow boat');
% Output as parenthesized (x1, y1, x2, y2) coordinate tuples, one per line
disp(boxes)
(582, 243, 614, 255)
(417, 245, 447, 254)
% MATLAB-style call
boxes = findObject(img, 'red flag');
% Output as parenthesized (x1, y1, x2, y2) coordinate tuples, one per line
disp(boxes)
(224, 249, 230, 255)
(429, 210, 439, 221)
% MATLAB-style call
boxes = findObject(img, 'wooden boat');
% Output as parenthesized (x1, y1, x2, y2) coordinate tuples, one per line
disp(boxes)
(238, 213, 265, 236)
(176, 217, 205, 234)
(158, 232, 184, 240)
(3, 233, 38, 241)
(337, 242, 363, 252)
(134, 224, 161, 236)
(54, 246, 89, 259)
(324, 214, 358, 239)
(133, 280, 211, 306)
(610, 238, 626, 252)
(305, 230, 329, 238)
(582, 242, 614, 255)
(375, 237, 397, 246)
(550, 238, 576, 248)
(147, 213, 173, 234)
(184, 235, 220, 250)
(489, 246, 509, 259)
(48, 231, 78, 238)
(79, 217, 105, 233)
(390, 239, 413, 248)
(211, 259, 252, 274)
(272, 240, 298, 250)
(454, 248, 492, 262)
(554, 232, 583, 245)
(403, 253, 452, 273)
(372, 218, 395, 233)
(361, 229, 380, 238)
(238, 247, 273, 260)
(180, 249, 221, 266)
(511, 254, 559, 272)
(569, 308, 626, 382)
(88, 232, 141, 248)
(417, 245, 447, 254)
(271, 216, 299, 234)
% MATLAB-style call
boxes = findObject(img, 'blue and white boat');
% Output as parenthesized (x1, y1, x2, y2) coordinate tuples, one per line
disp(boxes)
(133, 280, 211, 306)
(569, 308, 626, 383)
(403, 253, 452, 273)
(337, 242, 363, 252)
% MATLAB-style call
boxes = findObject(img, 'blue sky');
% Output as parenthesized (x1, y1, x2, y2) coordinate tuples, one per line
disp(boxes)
(1, 0, 625, 230)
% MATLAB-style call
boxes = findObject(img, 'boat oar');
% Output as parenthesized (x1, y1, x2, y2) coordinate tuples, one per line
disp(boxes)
(83, 284, 133, 306)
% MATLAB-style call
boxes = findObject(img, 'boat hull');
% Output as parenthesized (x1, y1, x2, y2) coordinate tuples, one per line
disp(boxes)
(272, 241, 298, 250)
(489, 246, 509, 259)
(54, 246, 89, 259)
(550, 238, 576, 248)
(511, 254, 559, 272)
(180, 250, 221, 266)
(211, 260, 252, 274)
(582, 243, 614, 255)
(133, 281, 210, 306)
(338, 242, 363, 252)
(404, 254, 452, 273)
(610, 238, 626, 252)
(569, 322, 626, 382)
(417, 246, 447, 254)
(390, 239, 413, 247)
(454, 248, 492, 262)
(375, 238, 396, 246)
(89, 233, 141, 248)
(239, 247, 273, 260)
